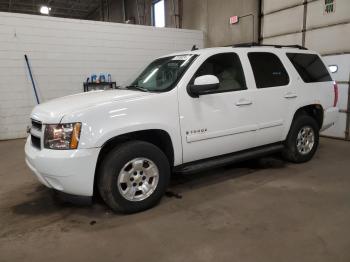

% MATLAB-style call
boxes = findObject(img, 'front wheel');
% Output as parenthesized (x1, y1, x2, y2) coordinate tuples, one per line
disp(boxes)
(98, 141, 170, 213)
(282, 115, 319, 163)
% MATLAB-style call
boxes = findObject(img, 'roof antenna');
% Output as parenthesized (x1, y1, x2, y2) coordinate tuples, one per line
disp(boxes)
(191, 45, 198, 51)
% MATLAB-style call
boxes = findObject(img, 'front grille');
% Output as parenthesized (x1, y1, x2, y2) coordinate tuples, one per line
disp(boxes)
(31, 119, 42, 131)
(31, 135, 41, 149)
(30, 119, 42, 150)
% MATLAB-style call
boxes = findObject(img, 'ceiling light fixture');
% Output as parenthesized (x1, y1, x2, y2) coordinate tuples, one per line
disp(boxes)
(40, 6, 51, 15)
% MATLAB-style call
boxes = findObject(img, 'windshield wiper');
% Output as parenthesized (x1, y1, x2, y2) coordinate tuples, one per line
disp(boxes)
(125, 85, 150, 92)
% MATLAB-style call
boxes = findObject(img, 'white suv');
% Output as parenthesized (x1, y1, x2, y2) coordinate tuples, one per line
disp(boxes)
(25, 44, 339, 213)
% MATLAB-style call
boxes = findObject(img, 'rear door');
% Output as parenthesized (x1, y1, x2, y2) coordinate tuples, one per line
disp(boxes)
(285, 52, 337, 132)
(247, 51, 297, 145)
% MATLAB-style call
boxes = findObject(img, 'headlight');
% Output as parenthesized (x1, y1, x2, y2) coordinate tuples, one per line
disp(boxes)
(44, 123, 82, 150)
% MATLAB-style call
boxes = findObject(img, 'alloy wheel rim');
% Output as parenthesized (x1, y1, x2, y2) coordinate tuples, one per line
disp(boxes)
(296, 126, 315, 155)
(117, 158, 159, 201)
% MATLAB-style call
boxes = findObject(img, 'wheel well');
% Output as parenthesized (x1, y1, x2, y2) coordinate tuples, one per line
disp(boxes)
(293, 105, 324, 129)
(97, 129, 174, 166)
(94, 129, 174, 194)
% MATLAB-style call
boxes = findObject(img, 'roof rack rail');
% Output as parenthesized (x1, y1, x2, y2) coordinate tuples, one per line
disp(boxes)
(233, 42, 308, 50)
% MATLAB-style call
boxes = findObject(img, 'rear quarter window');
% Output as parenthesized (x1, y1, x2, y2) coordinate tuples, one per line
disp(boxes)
(286, 53, 332, 83)
(248, 52, 289, 89)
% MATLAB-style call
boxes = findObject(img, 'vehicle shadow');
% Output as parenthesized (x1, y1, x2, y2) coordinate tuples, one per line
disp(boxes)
(11, 185, 109, 216)
(1, 155, 289, 238)
(11, 155, 286, 217)
(168, 154, 286, 191)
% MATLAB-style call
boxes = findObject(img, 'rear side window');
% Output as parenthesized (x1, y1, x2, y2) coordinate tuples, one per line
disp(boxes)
(286, 53, 332, 83)
(248, 52, 289, 88)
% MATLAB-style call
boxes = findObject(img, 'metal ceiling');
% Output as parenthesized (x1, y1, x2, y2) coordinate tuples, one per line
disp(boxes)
(0, 0, 102, 19)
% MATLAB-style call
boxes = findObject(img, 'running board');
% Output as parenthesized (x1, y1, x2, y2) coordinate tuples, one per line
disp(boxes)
(174, 143, 284, 175)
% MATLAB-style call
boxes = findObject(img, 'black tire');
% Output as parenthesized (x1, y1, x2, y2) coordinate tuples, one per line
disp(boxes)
(98, 140, 170, 213)
(282, 114, 319, 163)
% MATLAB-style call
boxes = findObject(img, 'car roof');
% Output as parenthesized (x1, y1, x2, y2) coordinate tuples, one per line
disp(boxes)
(163, 46, 318, 58)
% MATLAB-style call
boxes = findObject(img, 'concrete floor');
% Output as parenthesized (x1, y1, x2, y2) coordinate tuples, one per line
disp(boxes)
(0, 138, 349, 262)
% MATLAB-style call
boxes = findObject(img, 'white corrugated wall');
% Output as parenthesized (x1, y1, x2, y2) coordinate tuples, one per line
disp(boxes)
(261, 0, 350, 55)
(261, 0, 350, 139)
(322, 54, 350, 139)
(0, 12, 203, 140)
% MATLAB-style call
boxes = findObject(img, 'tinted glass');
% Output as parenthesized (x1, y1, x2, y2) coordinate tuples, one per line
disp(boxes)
(194, 53, 246, 92)
(248, 52, 289, 88)
(287, 53, 332, 83)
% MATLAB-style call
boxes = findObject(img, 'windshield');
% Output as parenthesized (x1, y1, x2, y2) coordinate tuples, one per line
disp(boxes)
(127, 54, 197, 92)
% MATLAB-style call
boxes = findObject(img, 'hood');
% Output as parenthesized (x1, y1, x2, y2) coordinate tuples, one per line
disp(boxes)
(31, 89, 152, 123)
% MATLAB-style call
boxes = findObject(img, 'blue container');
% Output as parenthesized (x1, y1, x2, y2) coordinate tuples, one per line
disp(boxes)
(91, 74, 97, 83)
(99, 73, 106, 83)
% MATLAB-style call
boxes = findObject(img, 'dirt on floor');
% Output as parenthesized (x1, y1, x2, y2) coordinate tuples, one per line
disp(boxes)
(0, 138, 350, 262)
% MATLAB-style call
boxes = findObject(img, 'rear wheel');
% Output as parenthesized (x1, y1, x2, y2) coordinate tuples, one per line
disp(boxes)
(98, 141, 170, 213)
(282, 115, 319, 163)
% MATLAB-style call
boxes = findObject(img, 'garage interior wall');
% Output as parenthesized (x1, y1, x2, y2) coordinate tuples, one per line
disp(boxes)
(261, 0, 350, 55)
(261, 0, 350, 140)
(0, 12, 203, 140)
(181, 0, 260, 47)
(105, 0, 261, 47)
(321, 55, 350, 140)
(93, 0, 181, 28)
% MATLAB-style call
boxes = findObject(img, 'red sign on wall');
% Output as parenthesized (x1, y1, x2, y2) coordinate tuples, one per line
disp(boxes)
(230, 16, 239, 24)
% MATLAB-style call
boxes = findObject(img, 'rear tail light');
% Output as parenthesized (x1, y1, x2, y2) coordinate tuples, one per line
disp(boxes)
(333, 81, 338, 107)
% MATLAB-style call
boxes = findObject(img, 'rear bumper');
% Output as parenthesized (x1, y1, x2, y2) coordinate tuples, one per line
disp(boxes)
(25, 137, 100, 196)
(321, 107, 339, 131)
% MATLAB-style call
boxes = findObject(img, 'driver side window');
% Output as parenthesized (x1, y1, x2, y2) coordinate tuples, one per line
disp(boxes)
(194, 53, 247, 93)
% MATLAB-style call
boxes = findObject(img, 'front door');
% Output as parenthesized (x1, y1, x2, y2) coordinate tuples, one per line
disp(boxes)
(178, 52, 259, 163)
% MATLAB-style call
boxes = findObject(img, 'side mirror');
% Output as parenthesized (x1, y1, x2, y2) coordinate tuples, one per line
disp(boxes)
(188, 75, 220, 97)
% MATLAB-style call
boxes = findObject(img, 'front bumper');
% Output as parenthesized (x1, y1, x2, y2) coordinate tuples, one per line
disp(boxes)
(25, 136, 100, 196)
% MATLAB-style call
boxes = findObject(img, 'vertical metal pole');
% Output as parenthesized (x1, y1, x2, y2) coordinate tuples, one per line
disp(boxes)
(136, 0, 140, 24)
(142, 0, 146, 25)
(346, 73, 350, 140)
(258, 0, 262, 43)
(122, 0, 126, 22)
(252, 14, 255, 43)
(178, 0, 182, 28)
(100, 0, 105, 21)
(106, 0, 110, 21)
(302, 0, 308, 47)
(172, 0, 177, 28)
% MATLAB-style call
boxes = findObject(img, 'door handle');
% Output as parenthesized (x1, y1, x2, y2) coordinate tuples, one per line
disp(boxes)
(235, 99, 253, 106)
(284, 92, 298, 99)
